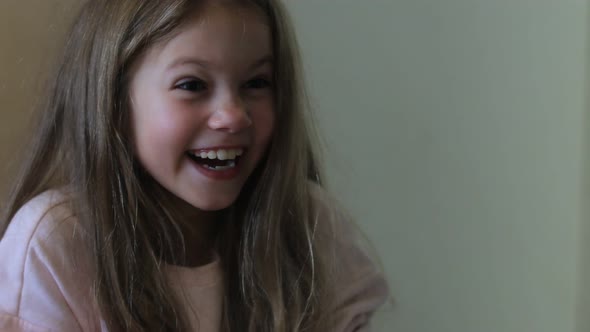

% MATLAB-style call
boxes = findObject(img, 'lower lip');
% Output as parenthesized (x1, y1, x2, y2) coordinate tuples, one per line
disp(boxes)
(189, 158, 241, 180)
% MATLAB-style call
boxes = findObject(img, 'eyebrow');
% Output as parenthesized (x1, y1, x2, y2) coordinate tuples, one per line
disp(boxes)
(166, 55, 273, 71)
(249, 55, 274, 70)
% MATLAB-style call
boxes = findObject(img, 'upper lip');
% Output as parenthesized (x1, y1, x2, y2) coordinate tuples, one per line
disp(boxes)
(187, 145, 247, 153)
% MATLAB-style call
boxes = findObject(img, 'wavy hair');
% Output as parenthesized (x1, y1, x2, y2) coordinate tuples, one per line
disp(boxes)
(0, 0, 334, 331)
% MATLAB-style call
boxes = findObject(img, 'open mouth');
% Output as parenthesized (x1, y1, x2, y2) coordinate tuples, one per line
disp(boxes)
(186, 148, 244, 171)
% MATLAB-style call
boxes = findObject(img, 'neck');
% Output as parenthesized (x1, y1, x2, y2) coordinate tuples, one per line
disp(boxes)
(160, 190, 224, 267)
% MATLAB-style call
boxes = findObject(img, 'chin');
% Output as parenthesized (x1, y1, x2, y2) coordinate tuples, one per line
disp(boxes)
(188, 195, 239, 212)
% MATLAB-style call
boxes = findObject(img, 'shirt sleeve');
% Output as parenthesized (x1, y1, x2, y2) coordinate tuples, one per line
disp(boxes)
(310, 183, 391, 331)
(0, 314, 53, 332)
(329, 242, 390, 332)
(0, 192, 96, 332)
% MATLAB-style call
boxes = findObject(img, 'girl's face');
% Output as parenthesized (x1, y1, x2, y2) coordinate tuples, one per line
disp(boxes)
(129, 3, 274, 212)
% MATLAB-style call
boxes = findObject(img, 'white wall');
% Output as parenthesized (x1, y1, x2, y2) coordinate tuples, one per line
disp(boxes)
(286, 1, 587, 331)
(579, 3, 590, 329)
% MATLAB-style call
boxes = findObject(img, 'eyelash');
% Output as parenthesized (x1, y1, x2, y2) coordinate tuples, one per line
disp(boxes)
(174, 77, 273, 92)
(175, 79, 208, 92)
(243, 77, 273, 90)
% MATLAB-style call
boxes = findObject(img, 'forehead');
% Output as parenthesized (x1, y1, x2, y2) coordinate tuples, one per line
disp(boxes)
(192, 0, 269, 27)
(143, 2, 272, 69)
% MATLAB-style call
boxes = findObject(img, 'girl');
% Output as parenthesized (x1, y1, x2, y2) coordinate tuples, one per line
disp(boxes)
(0, 0, 389, 331)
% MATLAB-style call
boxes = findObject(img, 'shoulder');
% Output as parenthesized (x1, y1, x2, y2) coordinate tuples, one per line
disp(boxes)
(0, 190, 82, 272)
(308, 181, 391, 331)
(0, 190, 98, 331)
(3, 190, 75, 244)
(307, 181, 362, 252)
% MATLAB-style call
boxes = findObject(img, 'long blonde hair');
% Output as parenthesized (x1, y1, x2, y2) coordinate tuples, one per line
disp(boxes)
(0, 0, 333, 330)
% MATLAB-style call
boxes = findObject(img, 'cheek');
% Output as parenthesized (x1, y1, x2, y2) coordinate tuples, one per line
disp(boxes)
(132, 102, 197, 158)
(252, 101, 275, 146)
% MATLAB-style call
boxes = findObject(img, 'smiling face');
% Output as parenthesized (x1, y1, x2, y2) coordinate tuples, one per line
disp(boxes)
(129, 2, 274, 213)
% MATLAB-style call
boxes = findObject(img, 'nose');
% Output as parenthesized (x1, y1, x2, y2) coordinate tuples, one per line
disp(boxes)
(207, 93, 252, 133)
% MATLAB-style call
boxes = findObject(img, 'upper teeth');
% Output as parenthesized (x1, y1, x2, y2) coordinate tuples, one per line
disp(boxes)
(191, 148, 244, 161)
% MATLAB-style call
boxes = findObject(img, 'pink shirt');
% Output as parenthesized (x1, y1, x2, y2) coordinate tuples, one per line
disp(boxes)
(0, 190, 389, 331)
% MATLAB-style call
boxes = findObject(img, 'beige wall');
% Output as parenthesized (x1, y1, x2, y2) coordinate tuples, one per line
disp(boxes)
(0, 0, 79, 199)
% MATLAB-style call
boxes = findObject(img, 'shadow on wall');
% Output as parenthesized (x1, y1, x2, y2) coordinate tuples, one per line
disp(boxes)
(0, 0, 81, 200)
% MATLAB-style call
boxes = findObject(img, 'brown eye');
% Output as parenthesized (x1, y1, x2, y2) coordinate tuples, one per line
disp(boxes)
(176, 79, 208, 92)
(244, 78, 272, 90)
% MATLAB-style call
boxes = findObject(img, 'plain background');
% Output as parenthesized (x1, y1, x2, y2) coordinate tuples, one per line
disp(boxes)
(285, 1, 588, 331)
(0, 1, 588, 331)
